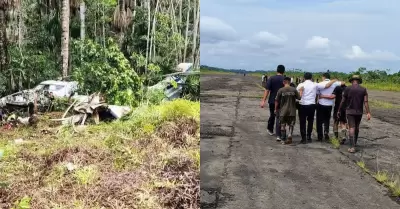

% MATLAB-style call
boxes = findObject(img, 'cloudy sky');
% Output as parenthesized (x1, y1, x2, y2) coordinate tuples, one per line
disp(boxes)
(200, 0, 400, 72)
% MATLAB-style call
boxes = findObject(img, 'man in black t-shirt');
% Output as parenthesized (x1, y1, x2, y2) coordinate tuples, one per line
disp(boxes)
(338, 75, 371, 153)
(332, 84, 347, 141)
(261, 65, 285, 141)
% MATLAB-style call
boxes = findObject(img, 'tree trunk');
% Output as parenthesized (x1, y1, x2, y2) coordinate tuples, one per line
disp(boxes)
(61, 0, 70, 79)
(0, 9, 8, 72)
(191, 0, 199, 65)
(183, 0, 190, 63)
(80, 1, 85, 62)
(80, 1, 85, 40)
(131, 0, 137, 36)
(145, 0, 151, 68)
(149, 0, 159, 62)
(178, 0, 182, 62)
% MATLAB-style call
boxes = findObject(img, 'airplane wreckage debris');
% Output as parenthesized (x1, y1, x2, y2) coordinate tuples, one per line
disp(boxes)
(0, 63, 198, 129)
(50, 92, 131, 126)
(0, 92, 131, 129)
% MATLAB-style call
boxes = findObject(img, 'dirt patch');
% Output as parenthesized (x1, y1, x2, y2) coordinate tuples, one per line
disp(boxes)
(0, 100, 200, 208)
(157, 118, 199, 148)
(371, 108, 400, 125)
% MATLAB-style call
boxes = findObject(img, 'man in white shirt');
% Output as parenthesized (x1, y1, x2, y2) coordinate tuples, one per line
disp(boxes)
(315, 73, 345, 142)
(297, 72, 338, 143)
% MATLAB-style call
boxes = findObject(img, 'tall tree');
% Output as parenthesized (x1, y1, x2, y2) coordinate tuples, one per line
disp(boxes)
(61, 0, 70, 79)
(0, 0, 19, 72)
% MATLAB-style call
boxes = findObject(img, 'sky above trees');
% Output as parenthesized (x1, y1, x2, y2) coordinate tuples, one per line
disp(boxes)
(200, 0, 400, 72)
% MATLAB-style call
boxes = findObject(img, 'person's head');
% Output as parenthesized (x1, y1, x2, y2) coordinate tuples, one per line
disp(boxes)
(322, 72, 330, 80)
(304, 72, 312, 80)
(277, 65, 285, 74)
(349, 75, 362, 85)
(283, 77, 291, 86)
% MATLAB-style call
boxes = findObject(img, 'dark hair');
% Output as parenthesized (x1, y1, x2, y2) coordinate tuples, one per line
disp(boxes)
(322, 72, 330, 79)
(277, 65, 285, 74)
(304, 72, 312, 80)
(283, 77, 291, 82)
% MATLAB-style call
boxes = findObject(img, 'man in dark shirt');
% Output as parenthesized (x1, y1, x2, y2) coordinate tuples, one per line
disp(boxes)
(338, 75, 371, 153)
(275, 77, 301, 145)
(332, 84, 347, 142)
(261, 65, 285, 141)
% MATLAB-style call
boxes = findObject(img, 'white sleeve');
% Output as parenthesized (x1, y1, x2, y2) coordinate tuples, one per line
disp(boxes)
(334, 81, 341, 86)
(296, 83, 303, 91)
(316, 82, 325, 90)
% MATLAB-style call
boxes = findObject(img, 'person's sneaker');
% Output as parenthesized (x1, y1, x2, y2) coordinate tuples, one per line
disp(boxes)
(267, 130, 274, 136)
(324, 134, 330, 141)
(276, 137, 281, 141)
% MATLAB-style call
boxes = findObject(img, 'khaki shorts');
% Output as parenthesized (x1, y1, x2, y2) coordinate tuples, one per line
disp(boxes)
(279, 116, 296, 126)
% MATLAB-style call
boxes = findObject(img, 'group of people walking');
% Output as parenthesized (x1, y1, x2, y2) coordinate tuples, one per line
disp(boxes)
(260, 65, 371, 153)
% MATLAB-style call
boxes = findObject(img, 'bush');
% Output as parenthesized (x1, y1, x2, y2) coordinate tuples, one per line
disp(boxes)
(71, 38, 142, 107)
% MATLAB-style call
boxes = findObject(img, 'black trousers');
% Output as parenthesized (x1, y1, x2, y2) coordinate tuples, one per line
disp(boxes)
(299, 104, 316, 139)
(268, 103, 281, 137)
(316, 104, 333, 140)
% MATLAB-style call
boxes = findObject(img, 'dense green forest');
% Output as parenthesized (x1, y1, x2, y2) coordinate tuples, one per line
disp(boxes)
(0, 0, 200, 103)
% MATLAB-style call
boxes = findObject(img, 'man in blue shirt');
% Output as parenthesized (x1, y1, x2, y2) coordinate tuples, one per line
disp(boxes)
(260, 65, 285, 141)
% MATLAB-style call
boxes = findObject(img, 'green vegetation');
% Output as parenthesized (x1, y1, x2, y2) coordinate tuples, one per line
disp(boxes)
(201, 66, 400, 92)
(0, 0, 200, 208)
(369, 99, 400, 109)
(0, 0, 200, 103)
(373, 170, 389, 183)
(329, 138, 340, 149)
(0, 99, 200, 208)
(372, 171, 400, 197)
(356, 161, 370, 173)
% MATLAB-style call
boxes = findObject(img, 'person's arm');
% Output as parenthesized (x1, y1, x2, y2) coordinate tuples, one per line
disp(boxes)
(296, 83, 303, 96)
(364, 89, 370, 115)
(275, 89, 282, 113)
(319, 94, 336, 99)
(320, 86, 337, 99)
(262, 78, 272, 103)
(316, 82, 326, 90)
(338, 88, 348, 111)
(298, 86, 304, 97)
(295, 89, 301, 100)
(324, 79, 337, 88)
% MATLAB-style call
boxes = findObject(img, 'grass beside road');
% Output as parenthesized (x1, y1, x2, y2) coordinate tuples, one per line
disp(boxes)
(369, 99, 400, 109)
(0, 99, 200, 209)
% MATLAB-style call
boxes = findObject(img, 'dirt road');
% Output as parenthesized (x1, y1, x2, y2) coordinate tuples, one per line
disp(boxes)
(200, 74, 400, 209)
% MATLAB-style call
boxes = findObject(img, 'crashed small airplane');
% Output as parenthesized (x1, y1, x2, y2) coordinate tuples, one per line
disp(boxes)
(148, 62, 199, 100)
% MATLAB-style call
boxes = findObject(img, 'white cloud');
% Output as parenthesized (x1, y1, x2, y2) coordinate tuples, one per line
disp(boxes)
(252, 31, 287, 46)
(201, 30, 286, 58)
(305, 36, 330, 49)
(345, 45, 400, 61)
(200, 16, 237, 43)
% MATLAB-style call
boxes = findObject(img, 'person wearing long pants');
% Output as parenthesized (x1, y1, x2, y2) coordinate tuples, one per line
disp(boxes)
(261, 65, 285, 141)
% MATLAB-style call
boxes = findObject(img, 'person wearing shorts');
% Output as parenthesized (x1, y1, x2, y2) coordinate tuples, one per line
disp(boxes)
(275, 77, 301, 145)
(338, 75, 371, 153)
